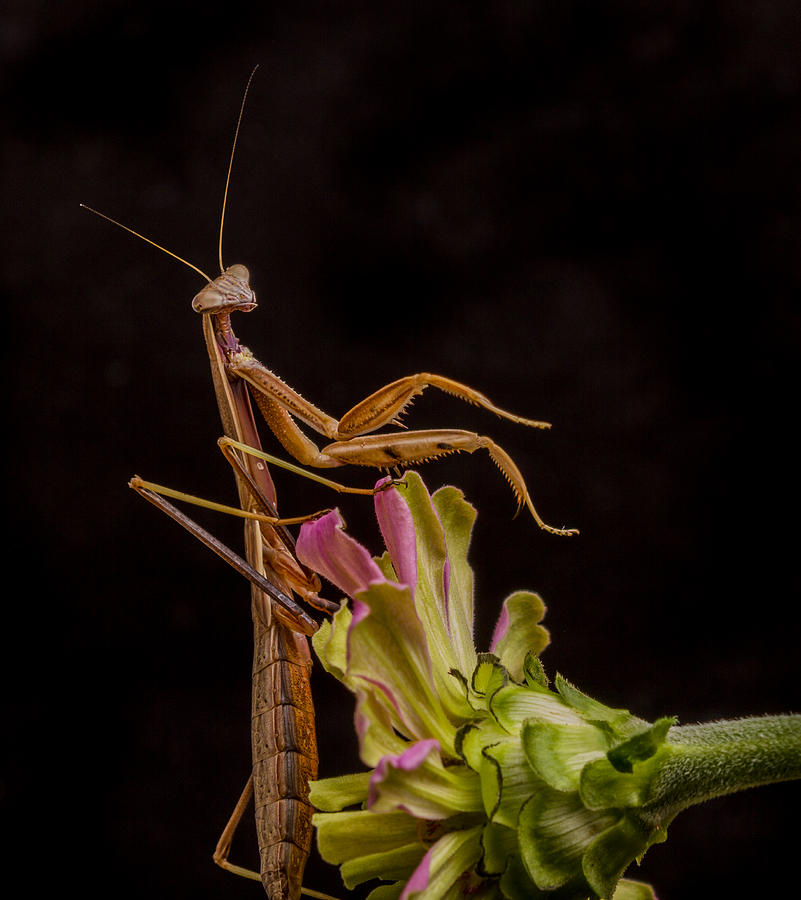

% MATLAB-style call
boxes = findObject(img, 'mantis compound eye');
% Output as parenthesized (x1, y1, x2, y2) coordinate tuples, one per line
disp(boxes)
(226, 264, 250, 281)
(191, 284, 223, 313)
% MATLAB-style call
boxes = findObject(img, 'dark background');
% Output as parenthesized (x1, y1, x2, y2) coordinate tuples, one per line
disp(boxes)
(4, 2, 800, 898)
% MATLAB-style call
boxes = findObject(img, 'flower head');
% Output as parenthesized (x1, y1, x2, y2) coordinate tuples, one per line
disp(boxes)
(298, 472, 660, 899)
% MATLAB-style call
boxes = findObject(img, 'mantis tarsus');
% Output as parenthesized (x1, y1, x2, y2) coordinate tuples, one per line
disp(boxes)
(87, 68, 577, 900)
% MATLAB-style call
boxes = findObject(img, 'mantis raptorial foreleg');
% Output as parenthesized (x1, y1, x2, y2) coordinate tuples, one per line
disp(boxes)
(224, 351, 551, 441)
(336, 372, 553, 434)
(194, 266, 575, 534)
(222, 348, 576, 535)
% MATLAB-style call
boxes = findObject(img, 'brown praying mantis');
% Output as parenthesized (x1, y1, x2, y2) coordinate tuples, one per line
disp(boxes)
(84, 69, 577, 900)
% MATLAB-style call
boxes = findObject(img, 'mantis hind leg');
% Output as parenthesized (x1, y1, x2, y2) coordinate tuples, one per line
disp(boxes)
(213, 776, 262, 881)
(213, 777, 340, 900)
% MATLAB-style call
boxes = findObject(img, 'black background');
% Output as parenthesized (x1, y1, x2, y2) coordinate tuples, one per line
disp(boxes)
(4, 3, 800, 898)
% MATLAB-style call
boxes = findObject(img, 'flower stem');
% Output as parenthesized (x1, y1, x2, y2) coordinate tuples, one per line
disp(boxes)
(636, 714, 801, 828)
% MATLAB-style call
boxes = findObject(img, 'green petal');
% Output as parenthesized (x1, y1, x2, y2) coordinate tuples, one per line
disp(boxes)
(309, 771, 371, 811)
(367, 884, 406, 900)
(400, 474, 477, 723)
(404, 826, 484, 900)
(355, 688, 412, 768)
(347, 580, 455, 748)
(611, 879, 658, 900)
(374, 548, 399, 581)
(311, 603, 352, 682)
(491, 591, 550, 682)
(370, 743, 484, 820)
(314, 808, 421, 864)
(431, 483, 479, 677)
(523, 721, 611, 792)
(342, 842, 426, 889)
(518, 784, 619, 891)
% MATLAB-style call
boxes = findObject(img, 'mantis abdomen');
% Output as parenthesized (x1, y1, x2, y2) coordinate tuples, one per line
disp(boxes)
(251, 610, 317, 900)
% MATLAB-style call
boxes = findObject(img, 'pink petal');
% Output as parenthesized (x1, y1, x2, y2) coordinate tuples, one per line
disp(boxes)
(297, 509, 385, 598)
(356, 673, 406, 726)
(489, 602, 510, 652)
(368, 739, 441, 809)
(442, 557, 451, 621)
(350, 596, 371, 627)
(374, 478, 418, 594)
(399, 846, 432, 899)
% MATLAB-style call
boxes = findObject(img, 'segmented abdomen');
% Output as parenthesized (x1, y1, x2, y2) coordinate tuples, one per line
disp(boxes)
(251, 614, 317, 900)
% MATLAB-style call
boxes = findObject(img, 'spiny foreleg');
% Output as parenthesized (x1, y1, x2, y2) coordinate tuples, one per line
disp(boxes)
(230, 353, 552, 441)
(337, 373, 553, 437)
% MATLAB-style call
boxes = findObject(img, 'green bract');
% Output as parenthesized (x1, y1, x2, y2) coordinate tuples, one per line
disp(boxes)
(296, 472, 668, 899)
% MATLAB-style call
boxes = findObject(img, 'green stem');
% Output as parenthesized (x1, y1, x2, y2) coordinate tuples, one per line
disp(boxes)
(637, 714, 801, 827)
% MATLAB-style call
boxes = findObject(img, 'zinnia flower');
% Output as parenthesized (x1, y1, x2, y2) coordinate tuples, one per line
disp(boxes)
(296, 472, 661, 899)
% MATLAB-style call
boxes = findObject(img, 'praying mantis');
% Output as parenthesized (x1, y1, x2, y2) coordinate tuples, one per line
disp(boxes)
(85, 69, 576, 900)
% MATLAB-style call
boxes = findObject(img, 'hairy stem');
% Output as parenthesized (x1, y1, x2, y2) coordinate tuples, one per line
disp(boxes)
(637, 714, 801, 827)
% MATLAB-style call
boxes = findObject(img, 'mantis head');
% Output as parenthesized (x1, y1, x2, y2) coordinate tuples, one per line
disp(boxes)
(192, 265, 258, 315)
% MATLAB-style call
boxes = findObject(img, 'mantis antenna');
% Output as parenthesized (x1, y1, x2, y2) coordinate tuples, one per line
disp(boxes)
(218, 64, 259, 274)
(78, 204, 214, 283)
(80, 64, 260, 284)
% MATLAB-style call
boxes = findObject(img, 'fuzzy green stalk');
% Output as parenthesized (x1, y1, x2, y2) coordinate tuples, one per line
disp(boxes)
(635, 714, 801, 829)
